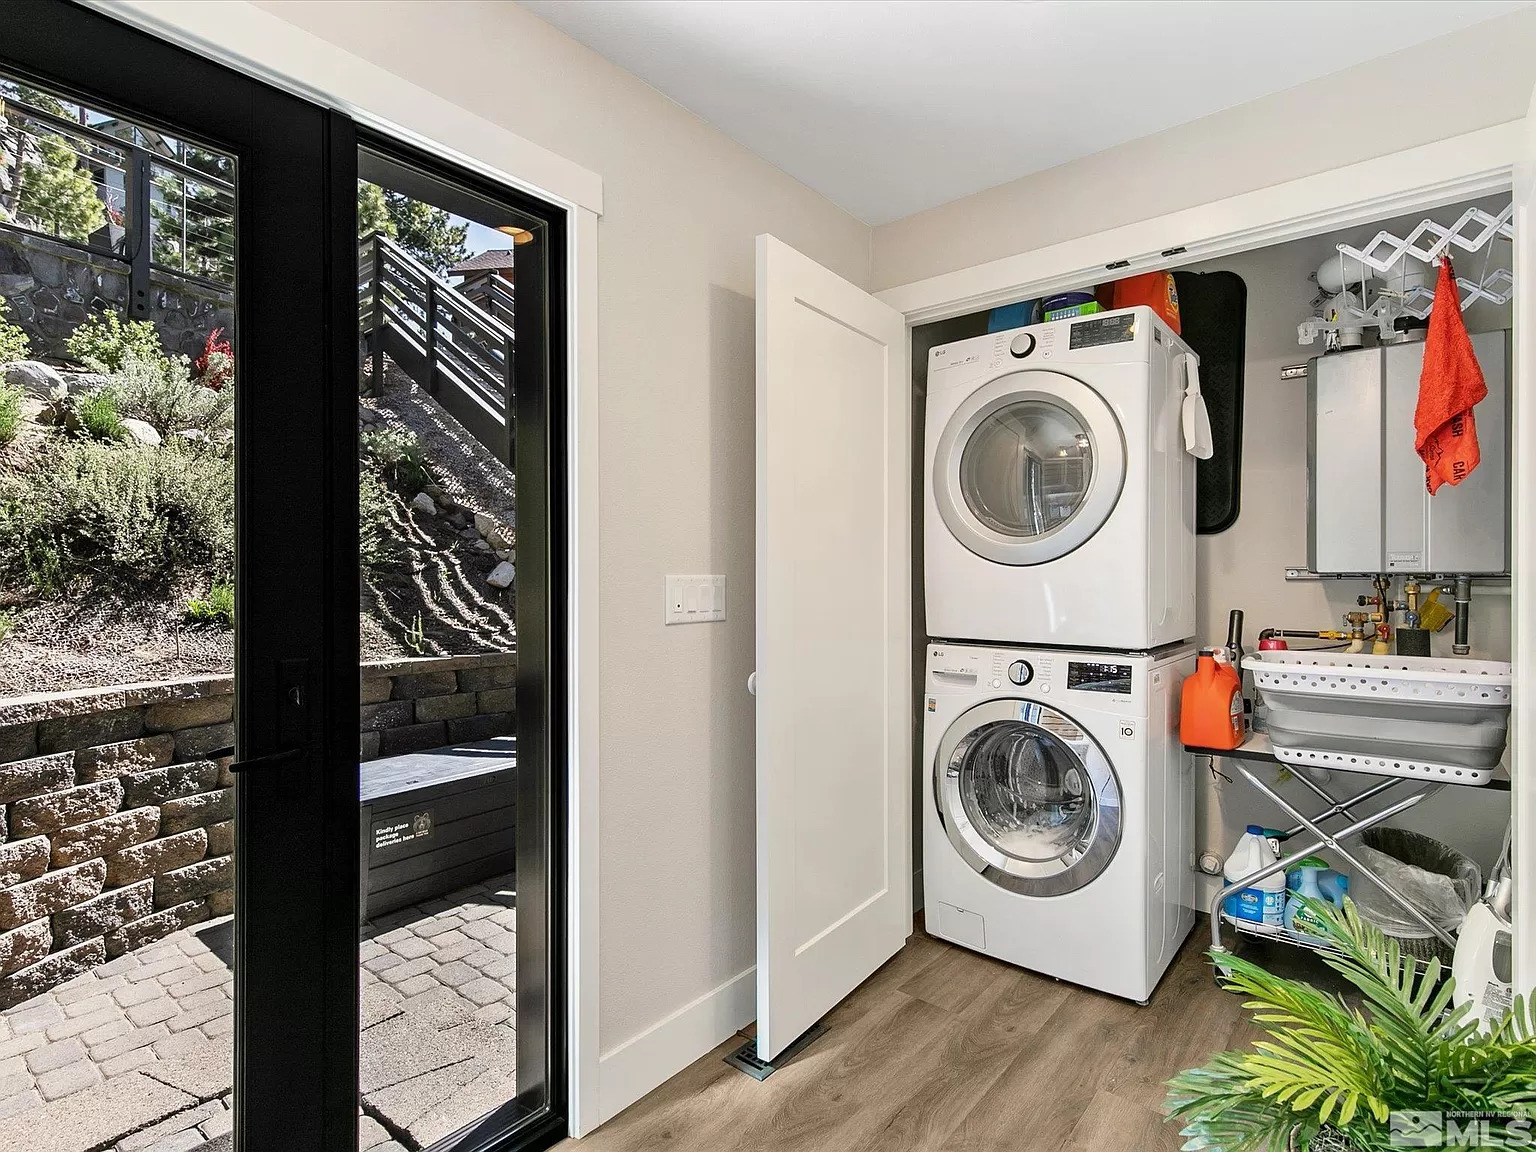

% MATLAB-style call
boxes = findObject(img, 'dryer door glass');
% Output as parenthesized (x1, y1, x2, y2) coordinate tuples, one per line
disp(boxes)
(960, 401, 1093, 539)
(959, 722, 1091, 861)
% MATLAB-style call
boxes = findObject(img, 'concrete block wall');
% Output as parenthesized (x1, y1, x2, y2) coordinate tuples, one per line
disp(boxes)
(0, 651, 514, 1008)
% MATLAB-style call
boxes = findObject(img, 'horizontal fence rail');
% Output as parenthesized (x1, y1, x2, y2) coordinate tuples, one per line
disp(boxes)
(359, 231, 514, 466)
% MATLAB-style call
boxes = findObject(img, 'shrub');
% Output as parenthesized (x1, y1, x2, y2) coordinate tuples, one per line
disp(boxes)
(64, 310, 164, 374)
(0, 381, 23, 446)
(185, 580, 235, 629)
(0, 438, 234, 596)
(104, 352, 232, 437)
(361, 426, 431, 493)
(192, 327, 233, 391)
(0, 298, 29, 364)
(358, 465, 398, 581)
(75, 390, 125, 442)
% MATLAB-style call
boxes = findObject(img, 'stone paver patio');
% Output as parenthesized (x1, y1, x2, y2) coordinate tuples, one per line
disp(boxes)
(0, 876, 515, 1152)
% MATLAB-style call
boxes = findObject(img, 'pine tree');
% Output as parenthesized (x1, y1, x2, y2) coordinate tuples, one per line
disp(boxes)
(358, 181, 394, 241)
(382, 189, 467, 274)
(16, 133, 104, 244)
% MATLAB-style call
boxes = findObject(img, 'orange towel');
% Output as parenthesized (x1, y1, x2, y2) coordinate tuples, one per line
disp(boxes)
(1415, 257, 1487, 493)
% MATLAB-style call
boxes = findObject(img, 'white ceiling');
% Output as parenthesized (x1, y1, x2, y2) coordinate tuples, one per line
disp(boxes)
(519, 0, 1530, 225)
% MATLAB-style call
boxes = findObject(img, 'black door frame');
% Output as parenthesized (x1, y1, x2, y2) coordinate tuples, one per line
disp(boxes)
(355, 130, 570, 1152)
(2, 5, 361, 1150)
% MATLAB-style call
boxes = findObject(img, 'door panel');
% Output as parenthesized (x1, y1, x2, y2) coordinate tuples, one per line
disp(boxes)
(755, 235, 909, 1060)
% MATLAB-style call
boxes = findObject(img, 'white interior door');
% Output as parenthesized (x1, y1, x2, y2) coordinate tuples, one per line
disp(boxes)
(1512, 85, 1536, 998)
(754, 234, 911, 1060)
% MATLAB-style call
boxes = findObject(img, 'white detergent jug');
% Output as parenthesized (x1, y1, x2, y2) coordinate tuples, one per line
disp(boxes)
(1223, 825, 1286, 926)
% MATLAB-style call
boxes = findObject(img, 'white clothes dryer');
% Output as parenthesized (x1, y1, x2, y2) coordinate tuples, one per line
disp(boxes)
(921, 641, 1196, 1003)
(925, 307, 1197, 650)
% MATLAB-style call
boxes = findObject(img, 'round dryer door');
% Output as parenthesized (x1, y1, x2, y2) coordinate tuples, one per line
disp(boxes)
(932, 370, 1126, 565)
(935, 698, 1121, 897)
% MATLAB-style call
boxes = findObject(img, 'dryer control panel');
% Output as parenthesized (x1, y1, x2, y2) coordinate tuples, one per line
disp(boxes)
(926, 643, 1183, 720)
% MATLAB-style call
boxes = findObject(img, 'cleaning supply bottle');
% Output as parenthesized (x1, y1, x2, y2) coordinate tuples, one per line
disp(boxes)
(1284, 864, 1331, 939)
(1180, 649, 1244, 749)
(1222, 826, 1286, 927)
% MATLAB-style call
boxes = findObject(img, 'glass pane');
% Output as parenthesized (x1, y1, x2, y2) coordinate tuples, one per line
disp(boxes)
(357, 150, 529, 1149)
(960, 721, 1092, 862)
(960, 400, 1093, 538)
(0, 71, 237, 1147)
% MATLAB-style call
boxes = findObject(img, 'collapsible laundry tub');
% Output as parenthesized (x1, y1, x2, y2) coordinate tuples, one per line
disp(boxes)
(1244, 651, 1511, 783)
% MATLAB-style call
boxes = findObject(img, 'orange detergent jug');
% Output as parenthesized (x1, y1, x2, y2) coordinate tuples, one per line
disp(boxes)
(1111, 271, 1181, 333)
(1180, 649, 1244, 749)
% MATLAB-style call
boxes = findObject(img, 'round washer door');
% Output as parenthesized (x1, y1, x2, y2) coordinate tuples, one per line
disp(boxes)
(935, 698, 1121, 897)
(933, 370, 1126, 566)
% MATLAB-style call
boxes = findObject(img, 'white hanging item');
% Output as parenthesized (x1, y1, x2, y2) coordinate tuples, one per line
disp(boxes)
(1180, 353, 1213, 459)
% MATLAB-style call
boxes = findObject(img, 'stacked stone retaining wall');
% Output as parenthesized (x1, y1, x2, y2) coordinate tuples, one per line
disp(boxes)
(0, 651, 514, 1009)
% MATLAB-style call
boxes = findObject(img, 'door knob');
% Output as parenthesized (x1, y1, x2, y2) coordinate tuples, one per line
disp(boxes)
(747, 672, 757, 696)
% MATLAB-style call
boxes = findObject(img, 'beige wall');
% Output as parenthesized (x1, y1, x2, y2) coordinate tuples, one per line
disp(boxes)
(871, 7, 1536, 292)
(250, 0, 872, 1056)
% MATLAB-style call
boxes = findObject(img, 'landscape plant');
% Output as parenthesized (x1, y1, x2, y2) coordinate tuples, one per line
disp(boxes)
(0, 381, 23, 446)
(0, 296, 29, 364)
(0, 437, 233, 596)
(192, 327, 233, 391)
(361, 426, 432, 493)
(104, 351, 232, 437)
(65, 310, 165, 375)
(74, 389, 125, 442)
(1165, 900, 1536, 1152)
(184, 580, 235, 629)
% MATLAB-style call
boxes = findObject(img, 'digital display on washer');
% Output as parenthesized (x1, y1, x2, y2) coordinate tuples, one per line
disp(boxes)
(1066, 661, 1133, 694)
(1069, 313, 1136, 349)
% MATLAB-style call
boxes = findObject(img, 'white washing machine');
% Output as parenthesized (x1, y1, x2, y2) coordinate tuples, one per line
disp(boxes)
(922, 641, 1196, 1003)
(925, 306, 1197, 651)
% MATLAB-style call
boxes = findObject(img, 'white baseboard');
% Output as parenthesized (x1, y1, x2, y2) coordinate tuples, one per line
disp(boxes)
(596, 966, 756, 1124)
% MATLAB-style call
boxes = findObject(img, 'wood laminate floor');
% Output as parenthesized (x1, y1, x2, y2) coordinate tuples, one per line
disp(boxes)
(560, 923, 1269, 1152)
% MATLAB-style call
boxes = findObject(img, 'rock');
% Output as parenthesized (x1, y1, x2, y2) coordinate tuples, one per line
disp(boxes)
(414, 694, 476, 723)
(0, 722, 38, 762)
(448, 512, 468, 530)
(391, 671, 457, 700)
(494, 549, 513, 562)
(75, 734, 176, 783)
(38, 707, 144, 754)
(173, 721, 234, 761)
(458, 527, 479, 540)
(0, 919, 51, 980)
(360, 730, 382, 762)
(105, 899, 209, 959)
(160, 787, 233, 835)
(0, 938, 105, 1011)
(174, 428, 209, 444)
(477, 688, 515, 715)
(206, 820, 234, 857)
(487, 527, 513, 551)
(154, 855, 232, 908)
(10, 779, 124, 837)
(486, 562, 515, 590)
(3, 360, 64, 397)
(447, 712, 513, 744)
(473, 541, 491, 552)
(456, 662, 514, 692)
(144, 695, 233, 734)
(359, 700, 413, 732)
(360, 678, 392, 705)
(51, 880, 153, 948)
(0, 750, 76, 804)
(106, 828, 207, 887)
(0, 860, 107, 932)
(473, 512, 500, 537)
(0, 837, 50, 888)
(121, 760, 220, 808)
(207, 888, 233, 917)
(57, 370, 110, 394)
(120, 418, 162, 446)
(411, 492, 438, 516)
(50, 806, 160, 867)
(379, 721, 447, 757)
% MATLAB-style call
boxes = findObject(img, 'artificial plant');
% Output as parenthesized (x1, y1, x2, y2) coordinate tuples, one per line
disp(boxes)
(1165, 899, 1536, 1152)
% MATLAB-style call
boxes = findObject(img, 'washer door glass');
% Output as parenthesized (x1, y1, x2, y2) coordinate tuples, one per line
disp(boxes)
(936, 700, 1121, 897)
(960, 400, 1094, 539)
(960, 721, 1093, 861)
(933, 370, 1126, 567)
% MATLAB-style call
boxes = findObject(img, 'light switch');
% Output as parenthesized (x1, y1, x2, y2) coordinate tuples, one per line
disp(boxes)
(665, 575, 726, 624)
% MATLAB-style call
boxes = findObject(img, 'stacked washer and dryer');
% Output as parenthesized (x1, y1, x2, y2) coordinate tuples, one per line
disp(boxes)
(922, 306, 1200, 1004)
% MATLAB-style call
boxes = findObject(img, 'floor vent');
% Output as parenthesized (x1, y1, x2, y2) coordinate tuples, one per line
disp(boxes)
(723, 1023, 828, 1081)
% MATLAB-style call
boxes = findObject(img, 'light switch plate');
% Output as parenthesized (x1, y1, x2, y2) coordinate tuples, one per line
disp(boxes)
(665, 575, 726, 624)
